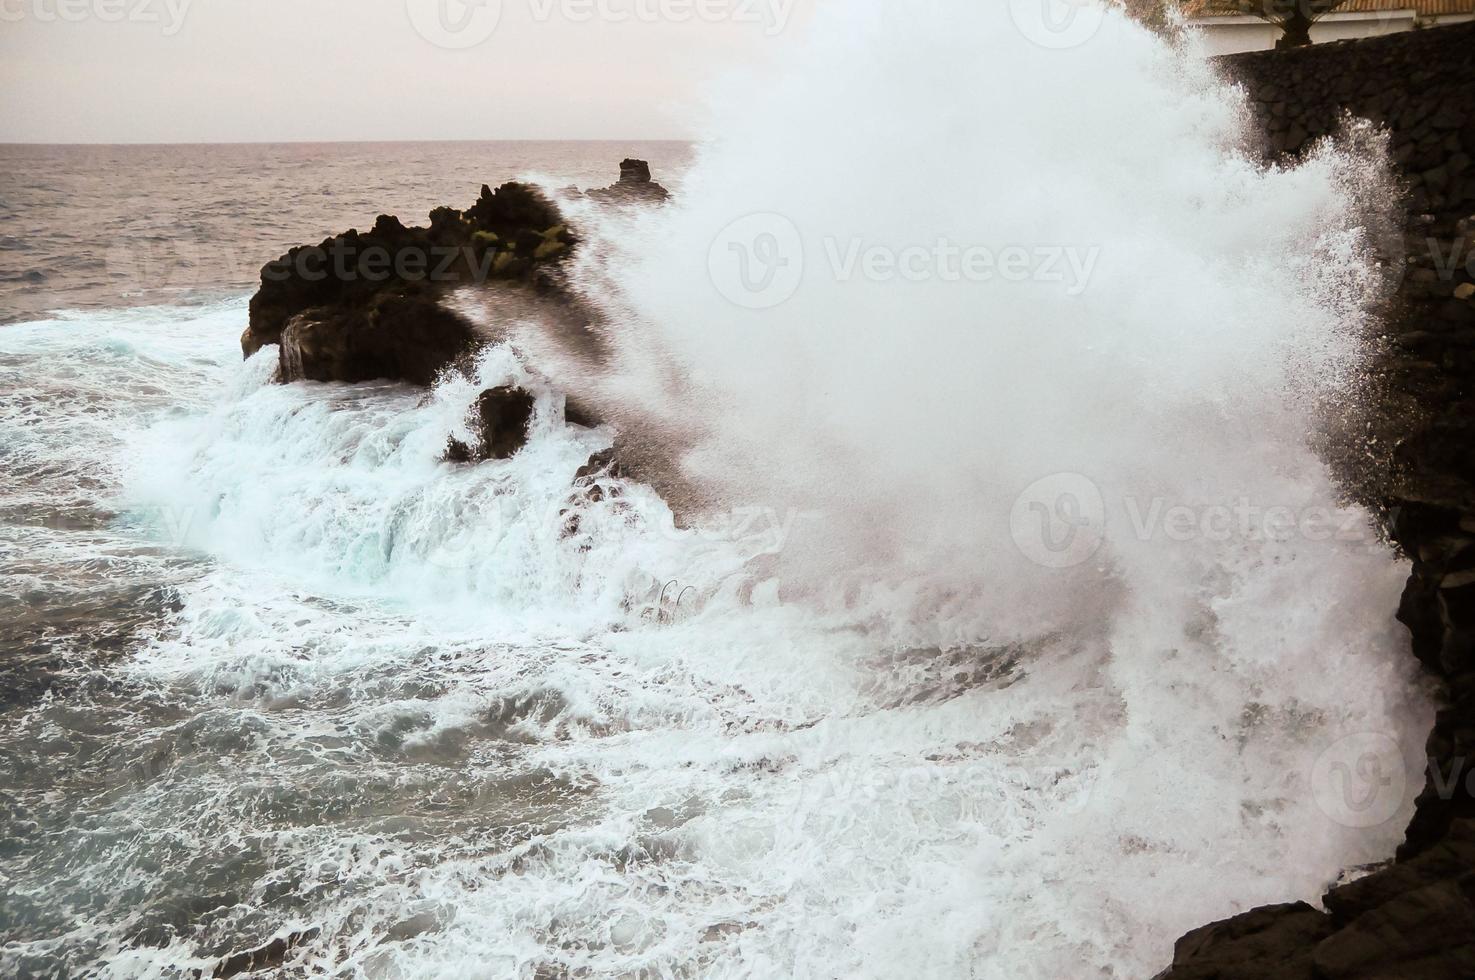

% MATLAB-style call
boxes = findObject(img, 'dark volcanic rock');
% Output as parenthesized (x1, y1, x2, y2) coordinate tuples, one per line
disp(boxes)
(1157, 872, 1475, 979)
(464, 180, 568, 244)
(278, 289, 477, 386)
(564, 395, 602, 429)
(584, 158, 671, 204)
(1157, 902, 1332, 980)
(1162, 22, 1475, 980)
(1326, 821, 1475, 922)
(1313, 876, 1475, 979)
(445, 386, 536, 463)
(573, 446, 626, 483)
(243, 182, 576, 385)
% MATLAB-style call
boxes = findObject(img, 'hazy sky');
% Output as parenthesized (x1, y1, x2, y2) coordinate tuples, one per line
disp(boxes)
(0, 0, 818, 142)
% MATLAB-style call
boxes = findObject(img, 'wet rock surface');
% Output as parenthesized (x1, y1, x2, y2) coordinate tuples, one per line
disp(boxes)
(583, 157, 671, 204)
(444, 386, 537, 463)
(1161, 902, 1334, 980)
(243, 182, 576, 385)
(277, 288, 479, 387)
(574, 446, 627, 483)
(1160, 23, 1475, 979)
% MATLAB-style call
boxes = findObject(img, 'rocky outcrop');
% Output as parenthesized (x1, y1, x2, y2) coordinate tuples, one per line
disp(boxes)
(1394, 503, 1475, 860)
(1160, 23, 1475, 979)
(243, 182, 576, 385)
(1161, 903, 1334, 980)
(1158, 826, 1475, 979)
(444, 386, 537, 463)
(563, 396, 601, 429)
(584, 158, 671, 204)
(573, 446, 627, 483)
(277, 288, 477, 387)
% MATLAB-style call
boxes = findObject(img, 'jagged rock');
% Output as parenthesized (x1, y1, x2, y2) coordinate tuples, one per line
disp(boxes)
(1156, 903, 1330, 980)
(278, 289, 477, 386)
(564, 395, 602, 429)
(1392, 504, 1475, 861)
(1312, 875, 1475, 978)
(464, 181, 567, 242)
(584, 158, 670, 204)
(1403, 692, 1475, 861)
(444, 386, 535, 463)
(574, 446, 626, 483)
(243, 182, 576, 385)
(1326, 821, 1475, 923)
(559, 446, 631, 541)
(619, 158, 652, 183)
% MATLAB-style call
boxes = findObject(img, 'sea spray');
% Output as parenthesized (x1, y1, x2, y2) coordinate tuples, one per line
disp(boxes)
(0, 5, 1436, 978)
(527, 0, 1429, 972)
(556, 2, 1396, 622)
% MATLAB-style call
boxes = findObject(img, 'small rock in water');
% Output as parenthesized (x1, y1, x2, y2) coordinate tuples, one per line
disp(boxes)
(564, 394, 602, 428)
(584, 158, 671, 204)
(574, 446, 625, 483)
(445, 386, 536, 463)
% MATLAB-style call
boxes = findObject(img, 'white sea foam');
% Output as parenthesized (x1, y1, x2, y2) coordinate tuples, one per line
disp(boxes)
(0, 2, 1434, 977)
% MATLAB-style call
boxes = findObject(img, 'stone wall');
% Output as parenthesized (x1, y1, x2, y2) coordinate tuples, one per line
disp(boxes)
(1220, 26, 1475, 512)
(1221, 23, 1475, 222)
(1158, 23, 1475, 979)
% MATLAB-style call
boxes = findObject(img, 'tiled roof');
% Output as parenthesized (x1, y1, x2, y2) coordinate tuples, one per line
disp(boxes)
(1338, 0, 1474, 11)
(1195, 0, 1475, 15)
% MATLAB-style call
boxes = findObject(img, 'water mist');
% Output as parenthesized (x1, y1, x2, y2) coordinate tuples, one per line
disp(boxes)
(69, 2, 1434, 976)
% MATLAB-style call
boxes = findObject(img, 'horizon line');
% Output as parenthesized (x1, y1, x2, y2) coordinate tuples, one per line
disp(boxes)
(0, 137, 697, 148)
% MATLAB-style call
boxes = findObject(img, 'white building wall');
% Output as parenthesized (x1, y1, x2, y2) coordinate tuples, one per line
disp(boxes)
(1190, 10, 1475, 56)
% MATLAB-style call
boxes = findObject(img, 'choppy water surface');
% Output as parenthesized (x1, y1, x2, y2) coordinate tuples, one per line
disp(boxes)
(0, 140, 692, 325)
(0, 8, 1438, 979)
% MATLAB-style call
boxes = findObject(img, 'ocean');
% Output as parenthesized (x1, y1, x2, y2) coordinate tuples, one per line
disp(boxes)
(0, 10, 1438, 978)
(0, 142, 693, 325)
